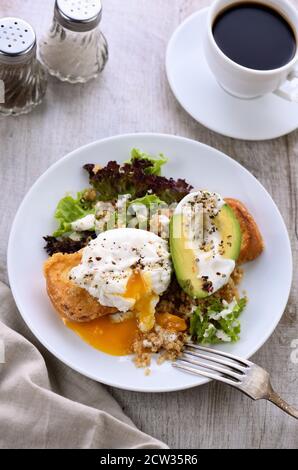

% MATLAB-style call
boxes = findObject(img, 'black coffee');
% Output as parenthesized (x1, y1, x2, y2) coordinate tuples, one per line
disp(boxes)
(212, 2, 296, 70)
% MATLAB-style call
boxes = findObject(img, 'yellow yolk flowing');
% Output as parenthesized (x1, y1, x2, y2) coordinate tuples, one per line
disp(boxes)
(123, 270, 158, 333)
(65, 316, 138, 356)
(65, 270, 158, 356)
(156, 312, 187, 332)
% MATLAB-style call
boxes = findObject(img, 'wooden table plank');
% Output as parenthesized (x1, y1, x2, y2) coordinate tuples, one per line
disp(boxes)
(0, 0, 297, 448)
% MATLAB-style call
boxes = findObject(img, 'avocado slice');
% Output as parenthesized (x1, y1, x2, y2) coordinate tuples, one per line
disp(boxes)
(170, 203, 242, 299)
(214, 204, 242, 261)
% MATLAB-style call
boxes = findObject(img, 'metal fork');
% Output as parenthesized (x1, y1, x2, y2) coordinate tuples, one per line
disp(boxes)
(173, 343, 298, 419)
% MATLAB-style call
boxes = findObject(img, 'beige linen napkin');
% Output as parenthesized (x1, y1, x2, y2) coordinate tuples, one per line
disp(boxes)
(0, 281, 168, 449)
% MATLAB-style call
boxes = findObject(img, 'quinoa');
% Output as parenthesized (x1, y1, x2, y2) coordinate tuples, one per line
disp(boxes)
(157, 278, 194, 316)
(131, 266, 244, 369)
(132, 323, 188, 368)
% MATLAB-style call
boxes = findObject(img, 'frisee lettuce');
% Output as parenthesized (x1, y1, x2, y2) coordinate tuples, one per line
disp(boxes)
(190, 297, 247, 345)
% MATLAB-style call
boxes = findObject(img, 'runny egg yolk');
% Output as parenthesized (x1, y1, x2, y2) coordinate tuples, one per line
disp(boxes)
(66, 311, 187, 356)
(65, 316, 139, 356)
(65, 271, 158, 356)
(123, 270, 158, 333)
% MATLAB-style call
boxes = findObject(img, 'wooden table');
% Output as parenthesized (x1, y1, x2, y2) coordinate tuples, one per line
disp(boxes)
(1, 0, 297, 449)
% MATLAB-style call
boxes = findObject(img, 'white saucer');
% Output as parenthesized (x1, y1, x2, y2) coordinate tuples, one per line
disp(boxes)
(166, 8, 298, 141)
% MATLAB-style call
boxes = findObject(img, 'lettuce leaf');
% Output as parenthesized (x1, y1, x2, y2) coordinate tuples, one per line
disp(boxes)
(129, 148, 168, 175)
(53, 194, 95, 237)
(44, 232, 96, 255)
(190, 297, 247, 345)
(84, 155, 192, 204)
(46, 149, 193, 254)
(129, 194, 165, 208)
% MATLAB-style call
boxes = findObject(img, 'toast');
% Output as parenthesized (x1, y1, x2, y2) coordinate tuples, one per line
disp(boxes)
(225, 198, 264, 264)
(44, 252, 117, 322)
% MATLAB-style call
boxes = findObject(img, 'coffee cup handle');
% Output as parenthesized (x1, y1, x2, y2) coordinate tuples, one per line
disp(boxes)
(274, 67, 298, 102)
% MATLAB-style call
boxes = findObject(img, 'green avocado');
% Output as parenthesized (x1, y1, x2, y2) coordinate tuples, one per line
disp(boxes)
(170, 203, 241, 298)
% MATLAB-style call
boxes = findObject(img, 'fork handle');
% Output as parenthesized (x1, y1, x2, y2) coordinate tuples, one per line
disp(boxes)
(267, 387, 298, 419)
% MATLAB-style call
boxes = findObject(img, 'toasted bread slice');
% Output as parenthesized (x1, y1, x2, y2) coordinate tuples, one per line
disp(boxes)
(225, 198, 264, 264)
(44, 252, 117, 322)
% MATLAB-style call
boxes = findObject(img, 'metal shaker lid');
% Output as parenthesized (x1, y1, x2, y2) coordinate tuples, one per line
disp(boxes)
(55, 0, 103, 32)
(0, 17, 36, 64)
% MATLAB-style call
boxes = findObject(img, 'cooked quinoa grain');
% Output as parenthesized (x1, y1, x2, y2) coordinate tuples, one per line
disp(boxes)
(131, 266, 244, 368)
(132, 324, 188, 368)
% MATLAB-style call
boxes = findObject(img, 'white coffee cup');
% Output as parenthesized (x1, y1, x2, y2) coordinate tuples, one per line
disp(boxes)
(204, 0, 298, 100)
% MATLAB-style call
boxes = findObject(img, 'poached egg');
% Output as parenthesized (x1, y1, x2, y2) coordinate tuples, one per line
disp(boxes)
(175, 190, 235, 293)
(69, 228, 172, 332)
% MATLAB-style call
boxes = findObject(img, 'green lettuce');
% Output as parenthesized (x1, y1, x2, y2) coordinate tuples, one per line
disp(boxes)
(127, 194, 168, 230)
(128, 148, 168, 175)
(190, 297, 247, 345)
(129, 194, 165, 208)
(53, 193, 95, 237)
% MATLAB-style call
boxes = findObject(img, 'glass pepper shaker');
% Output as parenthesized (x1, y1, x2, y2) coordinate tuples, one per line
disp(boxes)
(0, 17, 47, 116)
(39, 0, 108, 84)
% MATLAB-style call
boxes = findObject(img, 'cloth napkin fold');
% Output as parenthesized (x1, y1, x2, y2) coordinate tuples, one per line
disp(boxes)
(0, 281, 168, 449)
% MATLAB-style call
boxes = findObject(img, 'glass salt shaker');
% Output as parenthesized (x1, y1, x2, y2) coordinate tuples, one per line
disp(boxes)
(39, 0, 108, 84)
(0, 17, 47, 116)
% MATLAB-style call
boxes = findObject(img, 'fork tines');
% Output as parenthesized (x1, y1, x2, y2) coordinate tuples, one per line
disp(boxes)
(172, 343, 252, 386)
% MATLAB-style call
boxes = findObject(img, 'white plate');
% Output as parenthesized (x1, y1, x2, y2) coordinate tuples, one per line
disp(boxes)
(8, 133, 292, 392)
(166, 8, 298, 141)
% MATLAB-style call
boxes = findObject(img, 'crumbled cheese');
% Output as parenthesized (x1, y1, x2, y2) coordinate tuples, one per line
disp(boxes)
(208, 297, 238, 320)
(215, 330, 232, 342)
(143, 339, 153, 348)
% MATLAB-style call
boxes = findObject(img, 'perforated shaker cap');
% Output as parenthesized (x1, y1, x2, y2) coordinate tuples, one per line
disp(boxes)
(0, 17, 36, 64)
(55, 0, 102, 32)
